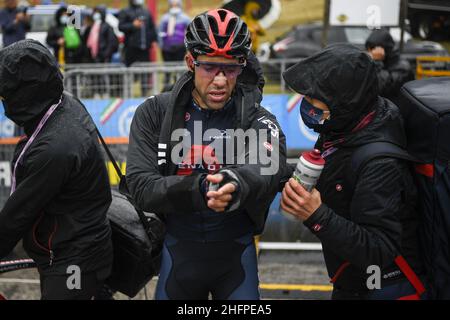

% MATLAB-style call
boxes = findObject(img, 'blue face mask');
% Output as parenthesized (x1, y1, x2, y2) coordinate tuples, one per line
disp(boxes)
(300, 97, 329, 132)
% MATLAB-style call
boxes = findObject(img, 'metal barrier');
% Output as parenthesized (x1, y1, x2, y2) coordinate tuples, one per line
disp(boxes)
(416, 56, 450, 79)
(62, 59, 301, 99)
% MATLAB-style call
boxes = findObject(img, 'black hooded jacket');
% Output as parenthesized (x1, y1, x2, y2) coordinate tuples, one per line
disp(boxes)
(0, 40, 112, 276)
(283, 44, 423, 295)
(126, 71, 287, 235)
(118, 1, 157, 51)
(365, 29, 414, 103)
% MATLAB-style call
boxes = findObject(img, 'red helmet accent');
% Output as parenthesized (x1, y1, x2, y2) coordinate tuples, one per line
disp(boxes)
(185, 8, 251, 59)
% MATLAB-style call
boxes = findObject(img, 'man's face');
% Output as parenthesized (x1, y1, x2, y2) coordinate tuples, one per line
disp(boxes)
(186, 54, 244, 111)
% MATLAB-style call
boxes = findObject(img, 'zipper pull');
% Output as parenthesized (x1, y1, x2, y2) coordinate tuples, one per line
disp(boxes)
(49, 250, 54, 266)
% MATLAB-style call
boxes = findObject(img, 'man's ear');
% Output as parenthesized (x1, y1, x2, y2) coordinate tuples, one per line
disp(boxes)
(185, 53, 194, 72)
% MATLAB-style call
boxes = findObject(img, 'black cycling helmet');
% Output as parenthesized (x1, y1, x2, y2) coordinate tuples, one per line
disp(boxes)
(185, 8, 252, 59)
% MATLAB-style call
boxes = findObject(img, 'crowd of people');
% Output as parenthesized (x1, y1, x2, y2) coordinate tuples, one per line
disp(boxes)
(0, 2, 447, 301)
(0, 0, 188, 67)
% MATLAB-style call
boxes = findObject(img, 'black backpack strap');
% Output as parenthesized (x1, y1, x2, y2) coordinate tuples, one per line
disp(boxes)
(95, 126, 154, 225)
(66, 90, 154, 234)
(347, 142, 413, 193)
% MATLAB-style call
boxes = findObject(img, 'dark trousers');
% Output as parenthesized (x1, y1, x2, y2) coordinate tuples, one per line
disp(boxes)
(162, 46, 186, 86)
(124, 46, 151, 96)
(124, 47, 149, 67)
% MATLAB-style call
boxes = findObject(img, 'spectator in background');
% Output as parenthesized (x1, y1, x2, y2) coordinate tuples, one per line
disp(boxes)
(0, 0, 30, 47)
(82, 6, 119, 99)
(80, 12, 94, 63)
(85, 6, 118, 63)
(46, 6, 83, 64)
(240, 1, 265, 54)
(365, 29, 414, 104)
(158, 0, 190, 86)
(118, 0, 157, 67)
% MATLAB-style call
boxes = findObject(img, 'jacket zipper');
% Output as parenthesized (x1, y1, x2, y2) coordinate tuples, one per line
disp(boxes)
(32, 214, 58, 266)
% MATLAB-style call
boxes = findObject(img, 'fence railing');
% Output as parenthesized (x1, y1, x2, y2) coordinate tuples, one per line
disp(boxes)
(63, 58, 302, 99)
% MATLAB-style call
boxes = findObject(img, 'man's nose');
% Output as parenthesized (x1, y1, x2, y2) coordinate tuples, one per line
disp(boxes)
(212, 72, 227, 86)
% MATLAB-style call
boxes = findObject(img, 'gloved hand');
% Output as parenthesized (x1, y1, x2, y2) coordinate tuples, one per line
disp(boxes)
(204, 169, 242, 212)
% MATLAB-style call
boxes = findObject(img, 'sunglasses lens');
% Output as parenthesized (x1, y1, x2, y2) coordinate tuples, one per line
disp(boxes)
(200, 64, 221, 75)
(195, 62, 243, 79)
(223, 65, 242, 78)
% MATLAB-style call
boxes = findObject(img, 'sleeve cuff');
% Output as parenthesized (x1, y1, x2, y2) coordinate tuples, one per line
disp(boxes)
(303, 203, 330, 234)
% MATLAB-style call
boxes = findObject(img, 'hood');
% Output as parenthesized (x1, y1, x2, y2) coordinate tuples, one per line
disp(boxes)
(0, 39, 64, 128)
(365, 29, 400, 65)
(283, 43, 379, 137)
(55, 6, 68, 26)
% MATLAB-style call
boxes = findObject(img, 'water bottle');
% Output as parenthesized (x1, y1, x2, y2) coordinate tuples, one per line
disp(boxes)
(280, 149, 325, 220)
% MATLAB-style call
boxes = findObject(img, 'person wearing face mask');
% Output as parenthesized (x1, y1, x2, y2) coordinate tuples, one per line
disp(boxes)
(158, 0, 190, 87)
(0, 40, 113, 299)
(280, 43, 425, 300)
(118, 0, 158, 67)
(46, 5, 83, 64)
(84, 6, 118, 63)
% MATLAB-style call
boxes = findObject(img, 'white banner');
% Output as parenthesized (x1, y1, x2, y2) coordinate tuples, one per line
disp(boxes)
(329, 0, 401, 28)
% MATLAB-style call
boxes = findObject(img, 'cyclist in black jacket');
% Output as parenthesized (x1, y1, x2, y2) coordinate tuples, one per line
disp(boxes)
(281, 43, 425, 300)
(118, 0, 157, 66)
(0, 40, 113, 300)
(126, 9, 287, 300)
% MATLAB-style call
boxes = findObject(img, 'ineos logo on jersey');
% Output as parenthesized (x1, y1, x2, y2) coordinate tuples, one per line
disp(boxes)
(263, 142, 273, 152)
(207, 130, 231, 140)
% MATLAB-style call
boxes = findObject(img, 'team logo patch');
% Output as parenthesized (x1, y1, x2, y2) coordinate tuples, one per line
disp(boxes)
(263, 142, 273, 152)
(185, 112, 191, 122)
(312, 224, 322, 232)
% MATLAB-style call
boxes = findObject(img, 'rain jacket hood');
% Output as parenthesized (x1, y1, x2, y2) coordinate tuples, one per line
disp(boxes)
(365, 29, 399, 66)
(282, 43, 379, 137)
(54, 6, 68, 27)
(0, 39, 63, 128)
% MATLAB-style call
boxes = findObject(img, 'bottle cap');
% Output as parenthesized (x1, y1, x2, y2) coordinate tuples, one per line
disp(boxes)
(302, 149, 325, 166)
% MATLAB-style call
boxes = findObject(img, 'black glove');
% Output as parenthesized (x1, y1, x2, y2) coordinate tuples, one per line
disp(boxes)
(206, 169, 242, 212)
